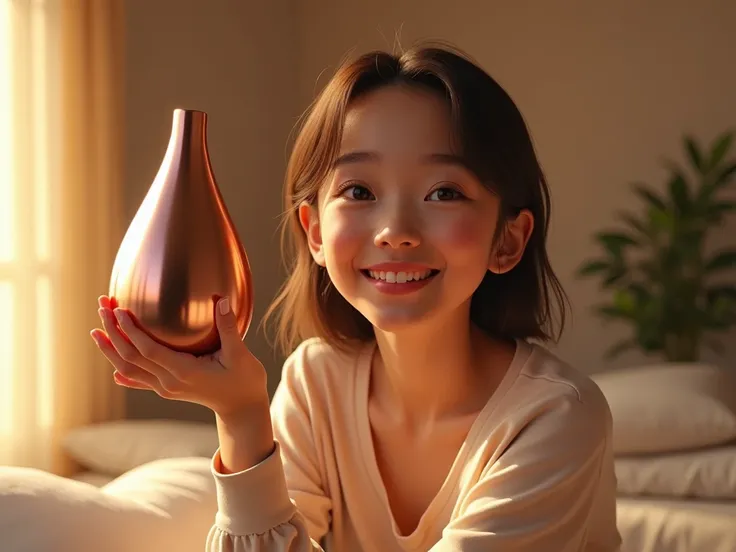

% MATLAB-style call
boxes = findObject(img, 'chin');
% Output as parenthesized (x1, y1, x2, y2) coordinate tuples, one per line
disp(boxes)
(356, 304, 440, 334)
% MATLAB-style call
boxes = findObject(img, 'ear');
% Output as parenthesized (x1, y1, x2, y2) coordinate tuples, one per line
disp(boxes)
(489, 209, 534, 274)
(298, 202, 326, 267)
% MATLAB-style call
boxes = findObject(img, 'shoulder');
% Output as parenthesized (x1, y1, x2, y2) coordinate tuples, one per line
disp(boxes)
(497, 342, 613, 451)
(519, 342, 610, 411)
(278, 337, 372, 401)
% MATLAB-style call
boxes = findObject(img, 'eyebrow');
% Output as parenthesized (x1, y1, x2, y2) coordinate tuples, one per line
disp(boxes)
(333, 150, 470, 170)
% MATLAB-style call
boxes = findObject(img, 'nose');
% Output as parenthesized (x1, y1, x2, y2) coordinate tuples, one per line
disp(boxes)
(373, 213, 421, 249)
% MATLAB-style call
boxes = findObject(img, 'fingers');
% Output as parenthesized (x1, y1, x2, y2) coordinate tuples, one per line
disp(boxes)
(98, 307, 178, 387)
(90, 329, 160, 389)
(98, 295, 111, 309)
(99, 307, 141, 360)
(113, 371, 156, 391)
(215, 297, 245, 361)
(112, 308, 191, 375)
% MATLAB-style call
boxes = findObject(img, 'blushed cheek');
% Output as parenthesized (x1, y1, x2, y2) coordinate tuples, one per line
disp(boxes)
(321, 213, 368, 260)
(439, 217, 491, 250)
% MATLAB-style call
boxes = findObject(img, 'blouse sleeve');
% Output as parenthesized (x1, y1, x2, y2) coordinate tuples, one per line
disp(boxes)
(205, 344, 332, 551)
(429, 393, 621, 552)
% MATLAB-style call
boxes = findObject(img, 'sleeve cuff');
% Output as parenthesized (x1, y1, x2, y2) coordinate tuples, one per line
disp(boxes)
(211, 440, 296, 536)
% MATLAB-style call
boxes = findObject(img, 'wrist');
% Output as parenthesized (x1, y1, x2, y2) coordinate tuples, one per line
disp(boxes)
(215, 391, 270, 424)
(215, 398, 274, 474)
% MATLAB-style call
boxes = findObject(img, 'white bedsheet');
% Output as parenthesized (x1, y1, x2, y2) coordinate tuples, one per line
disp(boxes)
(617, 496, 736, 552)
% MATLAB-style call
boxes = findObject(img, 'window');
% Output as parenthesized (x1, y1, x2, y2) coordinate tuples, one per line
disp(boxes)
(0, 0, 59, 467)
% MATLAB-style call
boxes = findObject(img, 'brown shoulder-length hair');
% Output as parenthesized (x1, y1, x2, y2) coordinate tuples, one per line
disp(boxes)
(263, 43, 569, 357)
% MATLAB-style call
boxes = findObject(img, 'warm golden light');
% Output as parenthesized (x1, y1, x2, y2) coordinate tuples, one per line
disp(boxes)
(109, 109, 254, 356)
(0, 0, 13, 436)
(0, 282, 13, 436)
(0, 0, 55, 440)
(0, 0, 14, 264)
(36, 275, 53, 428)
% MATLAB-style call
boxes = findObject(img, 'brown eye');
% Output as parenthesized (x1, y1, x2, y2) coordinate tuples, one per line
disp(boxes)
(341, 184, 375, 201)
(427, 187, 464, 201)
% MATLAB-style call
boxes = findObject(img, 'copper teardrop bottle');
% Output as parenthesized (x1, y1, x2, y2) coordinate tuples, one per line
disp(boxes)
(109, 108, 253, 356)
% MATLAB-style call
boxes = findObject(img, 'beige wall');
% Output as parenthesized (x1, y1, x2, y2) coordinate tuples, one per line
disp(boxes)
(124, 1, 736, 420)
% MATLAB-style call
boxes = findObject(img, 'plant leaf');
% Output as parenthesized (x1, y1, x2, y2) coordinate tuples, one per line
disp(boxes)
(632, 182, 667, 211)
(595, 303, 633, 320)
(706, 200, 736, 222)
(700, 163, 736, 199)
(668, 172, 690, 214)
(685, 136, 705, 172)
(627, 282, 653, 303)
(617, 211, 650, 237)
(604, 339, 638, 360)
(613, 289, 637, 314)
(708, 131, 734, 170)
(577, 260, 611, 277)
(647, 206, 674, 233)
(705, 285, 736, 328)
(706, 285, 736, 300)
(595, 231, 639, 251)
(718, 162, 736, 185)
(603, 265, 627, 287)
(705, 249, 736, 272)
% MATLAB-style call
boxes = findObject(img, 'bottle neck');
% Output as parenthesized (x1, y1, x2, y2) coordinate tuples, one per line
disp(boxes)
(170, 109, 207, 154)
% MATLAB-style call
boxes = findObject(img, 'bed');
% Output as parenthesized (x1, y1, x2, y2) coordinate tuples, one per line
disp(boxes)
(617, 497, 736, 552)
(592, 364, 736, 552)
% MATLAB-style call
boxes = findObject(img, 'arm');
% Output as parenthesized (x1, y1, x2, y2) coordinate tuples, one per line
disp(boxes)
(430, 394, 620, 552)
(206, 342, 332, 551)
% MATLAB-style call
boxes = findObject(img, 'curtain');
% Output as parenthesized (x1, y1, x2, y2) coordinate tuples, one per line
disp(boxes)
(0, 0, 126, 475)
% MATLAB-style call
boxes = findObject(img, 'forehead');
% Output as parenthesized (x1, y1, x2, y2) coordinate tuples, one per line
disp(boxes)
(340, 85, 455, 156)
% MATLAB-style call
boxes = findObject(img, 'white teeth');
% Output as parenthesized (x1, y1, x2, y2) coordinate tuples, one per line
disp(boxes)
(367, 269, 434, 283)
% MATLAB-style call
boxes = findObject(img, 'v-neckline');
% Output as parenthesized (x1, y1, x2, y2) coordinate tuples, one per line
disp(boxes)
(352, 339, 531, 548)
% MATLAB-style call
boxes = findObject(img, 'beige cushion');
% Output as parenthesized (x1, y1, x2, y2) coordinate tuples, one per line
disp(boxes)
(0, 456, 216, 552)
(62, 419, 219, 476)
(615, 445, 736, 499)
(591, 364, 736, 455)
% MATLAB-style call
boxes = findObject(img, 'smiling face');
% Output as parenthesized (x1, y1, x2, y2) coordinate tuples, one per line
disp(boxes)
(299, 85, 529, 333)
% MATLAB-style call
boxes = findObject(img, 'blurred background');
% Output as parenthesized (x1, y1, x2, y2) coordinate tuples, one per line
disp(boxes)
(1, 0, 735, 474)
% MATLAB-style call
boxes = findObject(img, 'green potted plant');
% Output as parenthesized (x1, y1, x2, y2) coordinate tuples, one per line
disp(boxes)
(578, 132, 736, 362)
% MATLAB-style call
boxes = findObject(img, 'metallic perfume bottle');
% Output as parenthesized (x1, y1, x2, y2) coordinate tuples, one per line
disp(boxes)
(109, 109, 253, 356)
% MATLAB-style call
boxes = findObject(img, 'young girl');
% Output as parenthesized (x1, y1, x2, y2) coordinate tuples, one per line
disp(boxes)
(91, 44, 621, 551)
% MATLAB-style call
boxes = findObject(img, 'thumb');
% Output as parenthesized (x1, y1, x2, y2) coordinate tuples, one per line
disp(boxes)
(215, 297, 243, 358)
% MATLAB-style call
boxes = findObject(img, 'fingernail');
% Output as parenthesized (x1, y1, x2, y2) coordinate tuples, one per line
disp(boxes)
(114, 309, 127, 325)
(90, 331, 102, 347)
(219, 297, 230, 315)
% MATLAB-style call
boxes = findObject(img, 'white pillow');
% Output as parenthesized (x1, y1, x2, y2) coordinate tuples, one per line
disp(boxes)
(592, 364, 736, 455)
(63, 419, 219, 476)
(615, 444, 736, 499)
(0, 456, 216, 552)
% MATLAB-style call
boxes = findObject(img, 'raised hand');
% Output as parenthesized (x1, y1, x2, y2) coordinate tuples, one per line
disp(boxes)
(90, 295, 268, 417)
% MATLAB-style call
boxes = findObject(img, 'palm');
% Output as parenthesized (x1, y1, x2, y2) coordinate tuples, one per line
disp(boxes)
(91, 295, 267, 414)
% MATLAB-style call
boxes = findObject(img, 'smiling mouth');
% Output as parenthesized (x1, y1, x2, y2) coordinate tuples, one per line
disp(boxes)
(361, 269, 440, 284)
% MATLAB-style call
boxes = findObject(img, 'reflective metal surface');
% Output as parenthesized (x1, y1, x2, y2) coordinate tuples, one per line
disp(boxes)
(109, 109, 253, 355)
